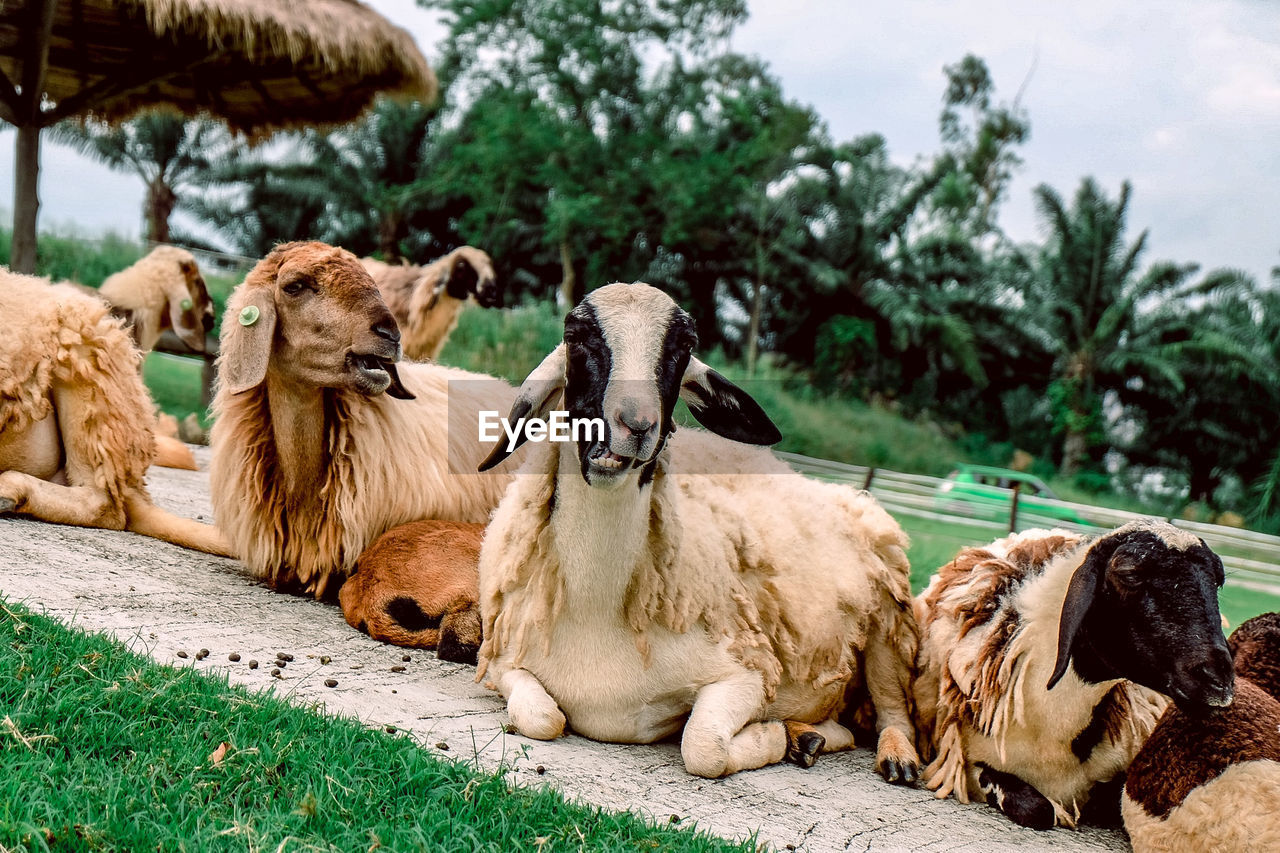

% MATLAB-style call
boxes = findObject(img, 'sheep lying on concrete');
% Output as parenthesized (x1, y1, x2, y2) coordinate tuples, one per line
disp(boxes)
(914, 522, 1234, 829)
(474, 282, 921, 781)
(209, 241, 523, 601)
(361, 246, 501, 362)
(339, 520, 484, 664)
(0, 269, 229, 555)
(1122, 612, 1280, 852)
(97, 245, 215, 354)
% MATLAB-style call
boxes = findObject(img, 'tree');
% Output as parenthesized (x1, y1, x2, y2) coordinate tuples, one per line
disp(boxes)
(50, 110, 226, 243)
(934, 54, 1031, 236)
(422, 0, 749, 307)
(1028, 178, 1245, 479)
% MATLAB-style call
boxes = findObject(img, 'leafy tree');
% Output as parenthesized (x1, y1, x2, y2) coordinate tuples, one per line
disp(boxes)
(1028, 178, 1248, 479)
(934, 54, 1031, 235)
(51, 110, 227, 243)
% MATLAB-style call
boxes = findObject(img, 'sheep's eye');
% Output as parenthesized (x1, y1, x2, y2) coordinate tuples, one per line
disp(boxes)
(282, 278, 311, 296)
(1109, 563, 1143, 591)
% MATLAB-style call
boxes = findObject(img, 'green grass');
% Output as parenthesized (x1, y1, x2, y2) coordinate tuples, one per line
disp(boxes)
(0, 227, 143, 288)
(0, 600, 750, 853)
(142, 352, 209, 425)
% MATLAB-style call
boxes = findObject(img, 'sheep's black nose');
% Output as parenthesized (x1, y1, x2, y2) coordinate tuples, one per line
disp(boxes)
(202, 312, 215, 332)
(372, 318, 401, 344)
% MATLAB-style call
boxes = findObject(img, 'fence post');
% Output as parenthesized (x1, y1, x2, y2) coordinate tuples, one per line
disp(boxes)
(862, 468, 875, 491)
(1009, 485, 1021, 533)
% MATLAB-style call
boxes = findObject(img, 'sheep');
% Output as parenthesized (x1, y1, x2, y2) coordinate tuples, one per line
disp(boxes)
(473, 282, 921, 781)
(913, 522, 1234, 829)
(361, 246, 501, 362)
(1121, 612, 1280, 852)
(338, 520, 484, 664)
(0, 268, 230, 555)
(97, 245, 216, 354)
(208, 241, 524, 602)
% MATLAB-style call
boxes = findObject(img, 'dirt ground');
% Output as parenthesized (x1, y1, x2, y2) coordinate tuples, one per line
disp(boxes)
(0, 447, 1129, 852)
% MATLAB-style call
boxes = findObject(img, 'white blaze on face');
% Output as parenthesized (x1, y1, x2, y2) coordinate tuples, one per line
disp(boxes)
(585, 283, 677, 461)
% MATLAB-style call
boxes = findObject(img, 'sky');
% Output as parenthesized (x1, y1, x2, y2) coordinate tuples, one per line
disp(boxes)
(3, 0, 1278, 284)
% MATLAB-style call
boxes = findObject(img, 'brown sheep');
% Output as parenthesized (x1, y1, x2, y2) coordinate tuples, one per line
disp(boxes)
(1122, 612, 1280, 852)
(338, 520, 484, 664)
(98, 245, 215, 354)
(0, 269, 229, 555)
(208, 241, 523, 600)
(361, 246, 501, 361)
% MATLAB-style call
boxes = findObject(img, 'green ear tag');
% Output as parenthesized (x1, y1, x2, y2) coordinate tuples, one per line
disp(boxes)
(238, 305, 260, 326)
(180, 298, 193, 311)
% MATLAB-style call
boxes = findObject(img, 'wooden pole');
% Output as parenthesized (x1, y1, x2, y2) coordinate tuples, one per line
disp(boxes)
(11, 123, 40, 273)
(10, 0, 57, 274)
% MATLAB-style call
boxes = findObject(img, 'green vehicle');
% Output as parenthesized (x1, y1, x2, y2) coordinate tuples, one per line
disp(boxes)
(934, 464, 1088, 526)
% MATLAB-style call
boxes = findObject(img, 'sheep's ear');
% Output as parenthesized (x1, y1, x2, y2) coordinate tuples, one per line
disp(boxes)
(680, 356, 782, 446)
(1047, 541, 1110, 690)
(477, 344, 567, 472)
(220, 291, 277, 395)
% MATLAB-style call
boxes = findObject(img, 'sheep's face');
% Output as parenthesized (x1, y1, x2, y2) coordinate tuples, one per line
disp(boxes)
(222, 242, 414, 399)
(443, 249, 502, 309)
(1050, 521, 1235, 714)
(478, 282, 780, 483)
(167, 256, 215, 352)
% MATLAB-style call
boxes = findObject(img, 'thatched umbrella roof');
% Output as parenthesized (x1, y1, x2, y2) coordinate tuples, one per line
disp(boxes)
(2, 0, 437, 272)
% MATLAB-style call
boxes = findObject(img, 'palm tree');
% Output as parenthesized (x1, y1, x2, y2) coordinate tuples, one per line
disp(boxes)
(1028, 178, 1249, 478)
(50, 111, 225, 244)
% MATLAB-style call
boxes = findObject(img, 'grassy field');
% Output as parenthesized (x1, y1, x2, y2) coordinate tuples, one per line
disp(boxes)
(0, 600, 749, 853)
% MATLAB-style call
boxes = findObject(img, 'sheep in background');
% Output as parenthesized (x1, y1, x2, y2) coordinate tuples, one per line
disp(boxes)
(338, 520, 484, 664)
(1122, 612, 1280, 852)
(0, 269, 229, 555)
(361, 246, 501, 362)
(475, 283, 921, 781)
(914, 523, 1234, 829)
(97, 245, 215, 354)
(209, 241, 524, 601)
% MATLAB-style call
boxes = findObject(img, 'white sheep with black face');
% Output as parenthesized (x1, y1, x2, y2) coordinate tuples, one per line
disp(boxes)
(475, 282, 921, 781)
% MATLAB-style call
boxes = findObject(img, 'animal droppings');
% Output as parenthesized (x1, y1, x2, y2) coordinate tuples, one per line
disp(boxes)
(324, 679, 338, 688)
(248, 660, 258, 670)
(228, 653, 241, 662)
(436, 742, 449, 751)
(175, 650, 188, 659)
(270, 668, 282, 678)
(320, 656, 331, 664)
(276, 652, 295, 662)
(390, 665, 406, 673)
(536, 765, 546, 775)
(274, 660, 287, 669)
(402, 654, 411, 662)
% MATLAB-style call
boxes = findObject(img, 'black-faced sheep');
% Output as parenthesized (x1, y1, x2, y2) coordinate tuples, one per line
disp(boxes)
(474, 282, 921, 781)
(97, 245, 215, 354)
(1121, 612, 1280, 852)
(208, 241, 523, 601)
(338, 520, 484, 664)
(913, 523, 1234, 829)
(361, 246, 501, 362)
(0, 269, 229, 555)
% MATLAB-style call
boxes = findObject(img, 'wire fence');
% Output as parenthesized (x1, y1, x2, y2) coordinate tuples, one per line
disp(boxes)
(776, 450, 1280, 596)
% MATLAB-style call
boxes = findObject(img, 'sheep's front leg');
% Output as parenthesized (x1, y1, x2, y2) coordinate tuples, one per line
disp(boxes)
(497, 668, 566, 740)
(977, 764, 1056, 830)
(0, 470, 124, 530)
(681, 671, 786, 778)
(864, 622, 922, 785)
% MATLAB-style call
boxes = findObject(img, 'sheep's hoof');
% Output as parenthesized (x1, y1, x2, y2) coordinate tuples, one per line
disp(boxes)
(0, 497, 15, 514)
(878, 757, 919, 786)
(786, 731, 825, 768)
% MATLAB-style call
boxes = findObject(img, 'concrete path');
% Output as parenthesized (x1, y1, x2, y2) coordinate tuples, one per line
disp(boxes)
(0, 448, 1129, 852)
